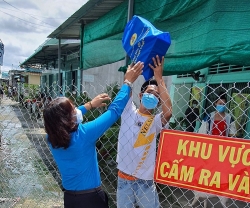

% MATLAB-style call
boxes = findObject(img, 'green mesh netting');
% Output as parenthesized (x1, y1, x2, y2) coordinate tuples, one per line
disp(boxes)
(81, 0, 250, 75)
(82, 33, 125, 69)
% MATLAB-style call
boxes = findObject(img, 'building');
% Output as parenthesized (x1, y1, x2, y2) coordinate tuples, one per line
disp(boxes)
(20, 0, 250, 134)
(8, 69, 25, 87)
(171, 63, 250, 139)
(24, 68, 42, 85)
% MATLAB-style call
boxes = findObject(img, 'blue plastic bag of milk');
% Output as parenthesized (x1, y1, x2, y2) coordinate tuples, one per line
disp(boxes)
(122, 15, 171, 80)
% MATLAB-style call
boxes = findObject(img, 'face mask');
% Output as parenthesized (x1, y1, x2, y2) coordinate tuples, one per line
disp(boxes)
(141, 93, 159, 110)
(216, 105, 226, 113)
(192, 104, 197, 108)
(75, 108, 83, 124)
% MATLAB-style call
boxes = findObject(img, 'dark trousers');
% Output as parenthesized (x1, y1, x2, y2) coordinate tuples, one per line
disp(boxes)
(64, 189, 109, 208)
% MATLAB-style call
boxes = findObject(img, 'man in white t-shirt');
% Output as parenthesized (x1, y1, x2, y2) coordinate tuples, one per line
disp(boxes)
(116, 55, 172, 208)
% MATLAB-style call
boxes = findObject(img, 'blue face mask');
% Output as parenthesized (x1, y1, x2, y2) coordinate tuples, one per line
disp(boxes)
(216, 105, 226, 113)
(75, 108, 83, 124)
(141, 93, 159, 110)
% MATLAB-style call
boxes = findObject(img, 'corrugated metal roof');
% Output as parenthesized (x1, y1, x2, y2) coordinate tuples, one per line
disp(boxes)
(20, 39, 80, 67)
(48, 0, 125, 39)
(25, 68, 43, 73)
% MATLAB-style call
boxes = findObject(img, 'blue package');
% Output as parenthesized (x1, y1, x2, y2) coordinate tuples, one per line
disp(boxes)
(122, 15, 171, 80)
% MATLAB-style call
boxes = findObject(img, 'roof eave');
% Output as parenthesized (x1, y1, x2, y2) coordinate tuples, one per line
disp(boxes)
(47, 0, 103, 39)
(47, 0, 124, 39)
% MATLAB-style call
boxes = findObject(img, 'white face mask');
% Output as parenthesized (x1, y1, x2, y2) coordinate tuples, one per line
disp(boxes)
(75, 108, 83, 124)
(192, 104, 197, 108)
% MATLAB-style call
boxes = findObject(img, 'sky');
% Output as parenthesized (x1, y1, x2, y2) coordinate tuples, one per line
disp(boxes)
(0, 0, 88, 72)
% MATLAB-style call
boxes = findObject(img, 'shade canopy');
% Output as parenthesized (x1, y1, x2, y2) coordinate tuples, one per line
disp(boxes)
(20, 39, 80, 68)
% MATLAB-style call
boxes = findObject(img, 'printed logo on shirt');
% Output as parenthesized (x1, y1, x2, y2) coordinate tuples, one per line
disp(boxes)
(133, 116, 155, 148)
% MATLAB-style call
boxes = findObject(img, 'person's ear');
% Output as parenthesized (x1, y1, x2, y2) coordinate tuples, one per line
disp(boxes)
(139, 93, 142, 101)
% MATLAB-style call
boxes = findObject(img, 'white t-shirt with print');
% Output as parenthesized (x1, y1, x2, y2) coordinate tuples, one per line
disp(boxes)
(116, 97, 168, 180)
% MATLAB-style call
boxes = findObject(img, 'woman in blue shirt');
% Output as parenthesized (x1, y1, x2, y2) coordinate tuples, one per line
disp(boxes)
(43, 62, 143, 208)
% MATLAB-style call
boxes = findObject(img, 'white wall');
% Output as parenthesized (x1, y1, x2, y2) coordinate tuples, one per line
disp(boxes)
(171, 83, 192, 122)
(82, 60, 172, 106)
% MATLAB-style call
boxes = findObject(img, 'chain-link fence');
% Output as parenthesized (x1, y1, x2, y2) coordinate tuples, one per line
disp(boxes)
(0, 81, 249, 208)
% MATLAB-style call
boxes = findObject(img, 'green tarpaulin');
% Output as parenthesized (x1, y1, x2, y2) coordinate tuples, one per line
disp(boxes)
(81, 0, 250, 76)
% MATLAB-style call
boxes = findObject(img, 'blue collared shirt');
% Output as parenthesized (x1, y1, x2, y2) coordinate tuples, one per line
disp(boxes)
(49, 84, 130, 191)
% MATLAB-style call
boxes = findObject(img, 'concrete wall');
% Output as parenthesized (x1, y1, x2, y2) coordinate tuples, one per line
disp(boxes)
(40, 61, 173, 105)
(170, 83, 192, 122)
(82, 60, 172, 106)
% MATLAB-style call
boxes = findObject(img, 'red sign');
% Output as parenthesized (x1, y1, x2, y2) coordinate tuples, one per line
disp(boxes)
(154, 130, 250, 203)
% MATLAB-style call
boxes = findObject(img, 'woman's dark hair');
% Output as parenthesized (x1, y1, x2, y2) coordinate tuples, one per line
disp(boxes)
(215, 91, 227, 103)
(43, 97, 78, 149)
(140, 79, 158, 93)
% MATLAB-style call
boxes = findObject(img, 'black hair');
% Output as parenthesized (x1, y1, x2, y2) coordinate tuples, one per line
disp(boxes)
(192, 100, 198, 104)
(140, 79, 158, 93)
(43, 97, 77, 149)
(215, 91, 227, 103)
(41, 93, 45, 98)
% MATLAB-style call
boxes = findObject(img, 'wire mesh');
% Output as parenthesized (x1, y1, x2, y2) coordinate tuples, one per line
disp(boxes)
(0, 81, 249, 208)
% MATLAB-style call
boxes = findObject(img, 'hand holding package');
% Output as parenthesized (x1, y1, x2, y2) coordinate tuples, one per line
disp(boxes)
(122, 15, 171, 80)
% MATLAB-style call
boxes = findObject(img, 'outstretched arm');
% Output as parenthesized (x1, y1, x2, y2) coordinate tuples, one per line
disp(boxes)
(82, 84, 131, 143)
(82, 61, 144, 143)
(149, 55, 172, 126)
(124, 61, 144, 97)
(78, 93, 111, 115)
